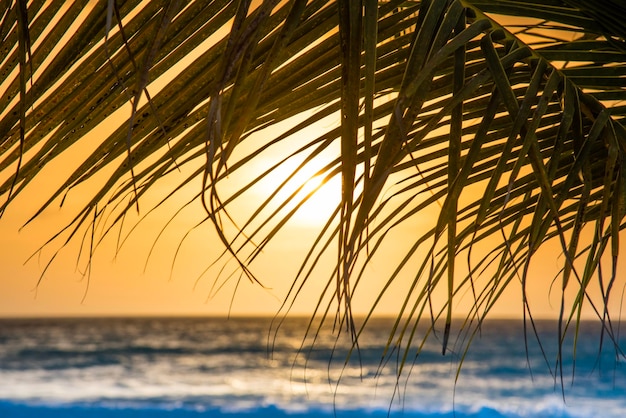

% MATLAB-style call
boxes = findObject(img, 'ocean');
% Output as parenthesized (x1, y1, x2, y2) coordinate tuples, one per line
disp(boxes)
(0, 316, 624, 417)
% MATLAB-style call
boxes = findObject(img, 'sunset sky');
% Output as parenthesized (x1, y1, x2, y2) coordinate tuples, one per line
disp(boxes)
(1, 2, 624, 322)
(1, 115, 620, 320)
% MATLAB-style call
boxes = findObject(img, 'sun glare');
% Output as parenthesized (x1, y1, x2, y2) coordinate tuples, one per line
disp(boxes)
(254, 157, 342, 227)
(295, 174, 342, 225)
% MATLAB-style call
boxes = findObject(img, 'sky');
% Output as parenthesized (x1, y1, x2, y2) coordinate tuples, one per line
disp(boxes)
(1, 113, 622, 320)
(0, 3, 624, 321)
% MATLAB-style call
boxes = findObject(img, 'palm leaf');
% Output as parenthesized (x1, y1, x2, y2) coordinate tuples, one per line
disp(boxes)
(1, 0, 626, 383)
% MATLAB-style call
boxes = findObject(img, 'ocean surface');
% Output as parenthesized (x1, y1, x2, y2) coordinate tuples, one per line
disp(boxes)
(0, 316, 624, 418)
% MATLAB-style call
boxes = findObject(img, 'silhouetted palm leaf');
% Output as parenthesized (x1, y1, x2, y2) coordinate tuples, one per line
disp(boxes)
(1, 0, 625, 384)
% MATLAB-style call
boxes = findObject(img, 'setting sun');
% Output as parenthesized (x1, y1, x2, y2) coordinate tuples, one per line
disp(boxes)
(252, 156, 342, 227)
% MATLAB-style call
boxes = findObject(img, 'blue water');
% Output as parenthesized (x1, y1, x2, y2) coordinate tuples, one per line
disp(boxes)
(0, 317, 624, 417)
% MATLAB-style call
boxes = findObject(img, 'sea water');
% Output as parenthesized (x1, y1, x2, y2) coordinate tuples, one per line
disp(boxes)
(0, 316, 624, 417)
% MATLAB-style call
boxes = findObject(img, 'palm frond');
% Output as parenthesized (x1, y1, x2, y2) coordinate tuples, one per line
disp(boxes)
(1, 0, 626, 383)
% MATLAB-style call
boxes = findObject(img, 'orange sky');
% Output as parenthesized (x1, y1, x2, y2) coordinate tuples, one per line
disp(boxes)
(1, 115, 622, 320)
(1, 4, 624, 321)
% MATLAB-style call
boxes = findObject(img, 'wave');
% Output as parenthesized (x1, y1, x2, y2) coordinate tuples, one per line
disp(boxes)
(0, 399, 585, 418)
(1, 317, 624, 418)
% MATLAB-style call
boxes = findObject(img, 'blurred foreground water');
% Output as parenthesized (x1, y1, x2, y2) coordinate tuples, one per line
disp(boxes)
(0, 316, 624, 417)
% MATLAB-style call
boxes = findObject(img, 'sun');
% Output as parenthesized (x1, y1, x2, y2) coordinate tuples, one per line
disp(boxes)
(253, 157, 342, 227)
(293, 173, 342, 225)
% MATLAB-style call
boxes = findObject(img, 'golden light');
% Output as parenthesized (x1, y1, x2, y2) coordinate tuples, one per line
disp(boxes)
(253, 156, 342, 227)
